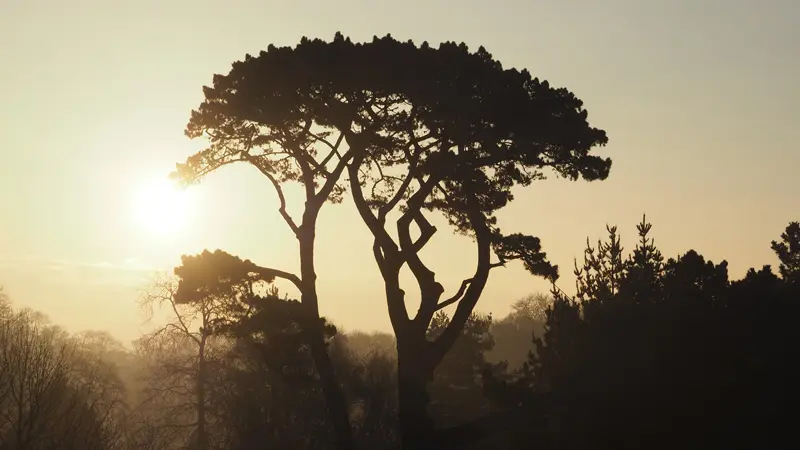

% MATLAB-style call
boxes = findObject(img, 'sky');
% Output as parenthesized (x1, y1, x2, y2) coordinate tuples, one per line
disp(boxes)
(1, 0, 798, 344)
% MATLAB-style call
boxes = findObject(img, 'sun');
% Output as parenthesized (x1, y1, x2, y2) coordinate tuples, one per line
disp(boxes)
(132, 176, 193, 236)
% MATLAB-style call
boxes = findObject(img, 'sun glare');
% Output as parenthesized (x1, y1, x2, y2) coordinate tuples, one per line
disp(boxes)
(132, 176, 193, 236)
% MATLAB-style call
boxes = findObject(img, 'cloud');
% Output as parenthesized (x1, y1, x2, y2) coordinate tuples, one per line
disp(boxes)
(0, 256, 165, 287)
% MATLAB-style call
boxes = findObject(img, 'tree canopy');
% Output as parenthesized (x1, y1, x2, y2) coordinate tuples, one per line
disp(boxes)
(176, 32, 609, 276)
(173, 32, 612, 448)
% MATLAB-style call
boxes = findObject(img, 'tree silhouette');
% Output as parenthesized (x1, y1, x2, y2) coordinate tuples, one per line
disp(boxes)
(178, 32, 610, 448)
(488, 294, 550, 370)
(771, 221, 800, 283)
(174, 34, 380, 450)
(3, 222, 799, 449)
(0, 307, 126, 449)
(0, 287, 10, 318)
(137, 251, 279, 450)
(488, 217, 800, 449)
(426, 312, 504, 427)
(212, 290, 339, 449)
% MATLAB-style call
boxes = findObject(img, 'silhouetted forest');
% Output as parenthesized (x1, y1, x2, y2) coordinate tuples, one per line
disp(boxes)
(2, 34, 798, 450)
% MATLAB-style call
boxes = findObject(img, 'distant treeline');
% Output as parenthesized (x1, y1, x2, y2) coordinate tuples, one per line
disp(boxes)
(1, 218, 797, 449)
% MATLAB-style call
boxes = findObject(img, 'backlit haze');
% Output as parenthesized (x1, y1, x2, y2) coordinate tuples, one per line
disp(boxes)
(1, 0, 798, 344)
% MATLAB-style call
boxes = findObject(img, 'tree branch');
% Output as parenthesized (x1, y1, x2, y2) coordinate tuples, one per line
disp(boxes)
(347, 149, 408, 328)
(314, 132, 345, 168)
(396, 174, 442, 267)
(143, 281, 201, 345)
(347, 152, 399, 255)
(287, 122, 317, 200)
(396, 178, 445, 327)
(293, 120, 344, 179)
(434, 262, 503, 312)
(314, 145, 355, 206)
(241, 152, 300, 235)
(378, 170, 414, 221)
(435, 279, 472, 311)
(251, 264, 302, 293)
(372, 240, 388, 277)
(411, 212, 437, 252)
(397, 209, 438, 282)
(378, 142, 425, 221)
(431, 196, 494, 365)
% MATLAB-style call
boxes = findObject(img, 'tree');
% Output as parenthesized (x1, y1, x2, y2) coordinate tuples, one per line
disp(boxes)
(340, 331, 396, 360)
(174, 35, 373, 450)
(0, 287, 10, 318)
(138, 278, 212, 450)
(506, 217, 800, 449)
(68, 331, 131, 449)
(426, 312, 503, 427)
(0, 309, 70, 449)
(137, 250, 284, 449)
(341, 348, 399, 449)
(179, 32, 610, 448)
(0, 307, 123, 449)
(150, 249, 365, 449)
(489, 294, 551, 370)
(771, 221, 800, 283)
(211, 292, 339, 449)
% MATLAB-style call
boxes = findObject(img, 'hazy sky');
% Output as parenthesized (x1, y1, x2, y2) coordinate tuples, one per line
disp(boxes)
(1, 0, 798, 344)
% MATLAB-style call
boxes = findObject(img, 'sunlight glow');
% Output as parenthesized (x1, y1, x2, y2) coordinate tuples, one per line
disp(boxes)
(132, 176, 194, 236)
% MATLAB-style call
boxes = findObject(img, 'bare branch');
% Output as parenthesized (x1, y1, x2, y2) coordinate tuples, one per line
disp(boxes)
(435, 279, 471, 311)
(346, 150, 409, 328)
(411, 212, 437, 252)
(395, 175, 442, 269)
(377, 152, 420, 220)
(142, 280, 200, 345)
(430, 198, 494, 366)
(434, 262, 503, 312)
(241, 152, 300, 235)
(397, 201, 443, 326)
(347, 152, 399, 255)
(315, 146, 356, 206)
(169, 298, 200, 346)
(286, 122, 317, 200)
(313, 131, 345, 167)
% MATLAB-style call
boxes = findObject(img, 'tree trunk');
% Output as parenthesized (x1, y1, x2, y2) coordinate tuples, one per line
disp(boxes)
(308, 331, 356, 450)
(397, 338, 435, 450)
(298, 223, 355, 450)
(195, 336, 209, 450)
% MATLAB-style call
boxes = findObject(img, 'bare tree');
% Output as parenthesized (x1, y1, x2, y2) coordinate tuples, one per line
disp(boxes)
(0, 309, 74, 449)
(136, 255, 264, 450)
(68, 331, 132, 449)
(0, 307, 125, 449)
(137, 277, 212, 450)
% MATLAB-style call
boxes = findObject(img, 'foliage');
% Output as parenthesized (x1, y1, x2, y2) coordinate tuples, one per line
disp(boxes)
(771, 221, 800, 283)
(426, 312, 505, 427)
(494, 216, 800, 449)
(2, 215, 798, 449)
(487, 294, 550, 370)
